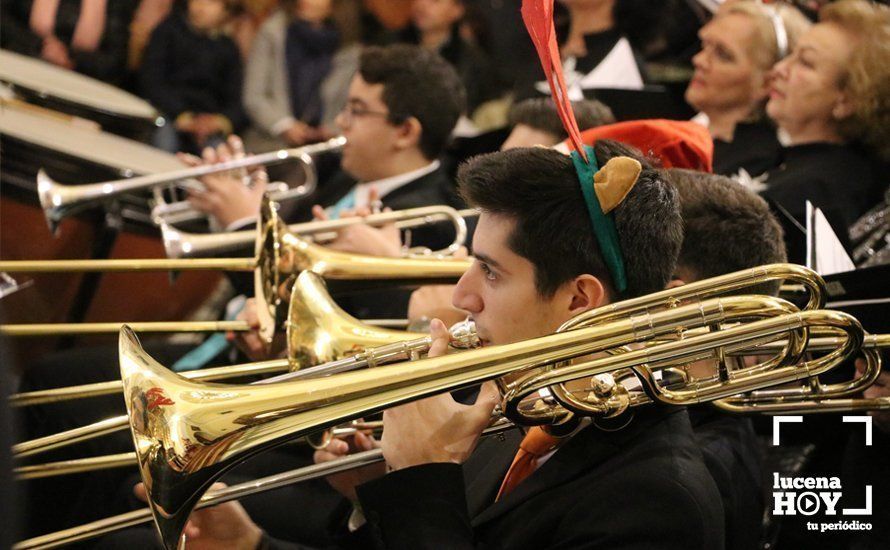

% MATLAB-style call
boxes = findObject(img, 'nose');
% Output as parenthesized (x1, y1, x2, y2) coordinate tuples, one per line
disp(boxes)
(770, 57, 789, 81)
(451, 268, 483, 314)
(334, 109, 347, 132)
(692, 48, 708, 71)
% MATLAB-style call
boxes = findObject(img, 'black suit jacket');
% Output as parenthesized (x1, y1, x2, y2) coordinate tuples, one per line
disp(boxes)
(348, 407, 725, 550)
(689, 406, 764, 550)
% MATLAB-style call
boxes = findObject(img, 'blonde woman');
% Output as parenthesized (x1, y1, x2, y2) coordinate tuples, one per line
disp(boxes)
(762, 0, 890, 262)
(686, 0, 811, 176)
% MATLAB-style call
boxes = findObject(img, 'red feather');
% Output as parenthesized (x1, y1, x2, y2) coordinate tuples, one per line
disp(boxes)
(520, 0, 587, 161)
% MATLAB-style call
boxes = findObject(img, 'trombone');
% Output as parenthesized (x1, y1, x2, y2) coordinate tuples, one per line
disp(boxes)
(1, 197, 473, 341)
(11, 306, 866, 549)
(8, 263, 825, 460)
(37, 136, 346, 233)
(10, 271, 453, 459)
(162, 205, 476, 259)
(9, 290, 797, 470)
(122, 306, 861, 550)
(713, 333, 890, 414)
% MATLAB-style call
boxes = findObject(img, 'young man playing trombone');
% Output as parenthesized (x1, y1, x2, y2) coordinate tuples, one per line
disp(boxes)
(155, 141, 725, 549)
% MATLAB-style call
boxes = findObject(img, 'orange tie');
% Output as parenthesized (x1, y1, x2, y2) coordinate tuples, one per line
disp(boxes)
(496, 427, 561, 500)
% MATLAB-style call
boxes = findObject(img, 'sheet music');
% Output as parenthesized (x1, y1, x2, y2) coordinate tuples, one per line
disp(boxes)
(806, 201, 855, 276)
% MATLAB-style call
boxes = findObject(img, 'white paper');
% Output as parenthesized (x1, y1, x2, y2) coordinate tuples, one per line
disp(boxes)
(807, 201, 855, 276)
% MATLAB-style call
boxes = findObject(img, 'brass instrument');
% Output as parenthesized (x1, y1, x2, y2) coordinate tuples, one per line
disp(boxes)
(8, 263, 823, 461)
(120, 305, 862, 549)
(715, 333, 890, 414)
(10, 272, 443, 460)
(0, 198, 473, 341)
(14, 421, 515, 550)
(162, 205, 476, 259)
(37, 136, 345, 233)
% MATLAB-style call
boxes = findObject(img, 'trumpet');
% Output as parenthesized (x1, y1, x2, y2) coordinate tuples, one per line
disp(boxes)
(161, 205, 475, 259)
(37, 137, 346, 234)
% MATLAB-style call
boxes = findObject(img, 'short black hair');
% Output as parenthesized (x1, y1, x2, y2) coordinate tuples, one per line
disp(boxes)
(458, 142, 682, 299)
(668, 169, 787, 295)
(508, 98, 615, 141)
(359, 45, 466, 160)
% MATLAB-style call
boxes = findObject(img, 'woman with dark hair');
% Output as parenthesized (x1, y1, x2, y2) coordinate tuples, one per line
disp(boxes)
(400, 0, 499, 114)
(761, 0, 890, 261)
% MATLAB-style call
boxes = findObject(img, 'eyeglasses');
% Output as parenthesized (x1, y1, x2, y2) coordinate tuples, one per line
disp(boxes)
(339, 104, 392, 126)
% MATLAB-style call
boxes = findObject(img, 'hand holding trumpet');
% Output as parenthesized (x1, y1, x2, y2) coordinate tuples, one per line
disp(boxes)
(179, 135, 268, 228)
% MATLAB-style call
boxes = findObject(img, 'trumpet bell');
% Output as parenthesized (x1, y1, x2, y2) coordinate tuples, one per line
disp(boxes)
(37, 169, 69, 234)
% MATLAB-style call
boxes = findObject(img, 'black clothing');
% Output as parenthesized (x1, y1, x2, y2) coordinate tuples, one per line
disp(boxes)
(761, 142, 882, 264)
(689, 406, 765, 550)
(574, 28, 644, 78)
(349, 407, 724, 549)
(1, 329, 20, 549)
(285, 19, 338, 126)
(0, 0, 136, 87)
(400, 25, 500, 113)
(713, 121, 782, 178)
(139, 12, 247, 131)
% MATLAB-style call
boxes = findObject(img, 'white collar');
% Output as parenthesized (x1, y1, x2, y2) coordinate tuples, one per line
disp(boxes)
(353, 160, 441, 208)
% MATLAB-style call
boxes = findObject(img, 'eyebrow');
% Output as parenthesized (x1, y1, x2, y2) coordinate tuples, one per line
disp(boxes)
(474, 251, 504, 271)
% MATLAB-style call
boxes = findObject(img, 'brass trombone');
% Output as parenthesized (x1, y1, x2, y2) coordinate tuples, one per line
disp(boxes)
(37, 136, 345, 233)
(8, 263, 825, 460)
(10, 272, 450, 459)
(0, 197, 473, 341)
(162, 205, 476, 259)
(714, 333, 890, 414)
(119, 304, 862, 550)
(9, 290, 797, 475)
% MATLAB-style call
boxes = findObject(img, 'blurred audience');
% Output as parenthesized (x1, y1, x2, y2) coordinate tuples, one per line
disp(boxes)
(537, 0, 665, 98)
(242, 0, 340, 156)
(140, 0, 248, 153)
(0, 0, 138, 87)
(686, 0, 811, 177)
(501, 96, 615, 150)
(400, 0, 500, 114)
(761, 0, 890, 261)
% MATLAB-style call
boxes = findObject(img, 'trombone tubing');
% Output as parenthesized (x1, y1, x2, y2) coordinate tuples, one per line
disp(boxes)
(0, 257, 256, 273)
(11, 360, 290, 456)
(10, 359, 290, 408)
(0, 320, 249, 337)
(0, 318, 408, 339)
(14, 420, 514, 550)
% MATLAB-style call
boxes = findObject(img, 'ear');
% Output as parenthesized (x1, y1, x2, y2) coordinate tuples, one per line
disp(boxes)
(393, 116, 423, 152)
(567, 274, 607, 314)
(665, 278, 686, 290)
(832, 92, 855, 121)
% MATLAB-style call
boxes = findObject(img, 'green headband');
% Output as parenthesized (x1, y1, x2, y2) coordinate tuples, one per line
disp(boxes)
(570, 145, 628, 293)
